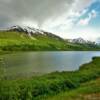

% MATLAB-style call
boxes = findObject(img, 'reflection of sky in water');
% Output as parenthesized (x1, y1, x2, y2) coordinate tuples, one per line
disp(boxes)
(1, 51, 100, 78)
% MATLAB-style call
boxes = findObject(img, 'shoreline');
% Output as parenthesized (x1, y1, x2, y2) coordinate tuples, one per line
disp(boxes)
(0, 57, 100, 99)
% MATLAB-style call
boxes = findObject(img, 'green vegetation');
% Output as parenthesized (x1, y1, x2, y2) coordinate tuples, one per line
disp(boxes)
(0, 31, 100, 52)
(0, 30, 100, 100)
(47, 78, 100, 100)
(0, 57, 100, 100)
(0, 59, 5, 80)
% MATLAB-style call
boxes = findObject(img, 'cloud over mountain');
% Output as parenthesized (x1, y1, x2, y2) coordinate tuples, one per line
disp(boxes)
(0, 0, 93, 27)
(0, 0, 100, 41)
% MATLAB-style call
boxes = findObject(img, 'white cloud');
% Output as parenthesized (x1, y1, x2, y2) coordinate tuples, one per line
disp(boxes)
(42, 0, 95, 32)
(91, 10, 97, 18)
(0, 0, 99, 41)
(78, 17, 90, 26)
(72, 0, 93, 12)
(41, 0, 99, 41)
(42, 7, 89, 32)
(78, 10, 97, 26)
(68, 9, 88, 18)
(52, 27, 100, 41)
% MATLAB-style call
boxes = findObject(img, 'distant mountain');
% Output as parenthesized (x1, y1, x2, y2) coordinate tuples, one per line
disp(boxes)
(96, 37, 100, 44)
(68, 37, 96, 45)
(68, 38, 87, 44)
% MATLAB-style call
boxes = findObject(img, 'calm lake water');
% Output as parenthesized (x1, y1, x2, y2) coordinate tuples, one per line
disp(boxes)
(0, 51, 100, 78)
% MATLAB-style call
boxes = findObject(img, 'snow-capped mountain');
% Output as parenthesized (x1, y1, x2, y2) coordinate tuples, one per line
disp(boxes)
(8, 25, 44, 34)
(5, 25, 63, 40)
(68, 38, 87, 44)
(68, 37, 96, 45)
(1, 26, 99, 45)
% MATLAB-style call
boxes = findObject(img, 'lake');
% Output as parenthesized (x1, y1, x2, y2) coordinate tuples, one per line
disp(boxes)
(0, 51, 100, 78)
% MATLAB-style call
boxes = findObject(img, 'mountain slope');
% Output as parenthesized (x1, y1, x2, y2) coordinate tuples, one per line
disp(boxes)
(68, 38, 96, 45)
(6, 25, 63, 41)
(0, 26, 100, 51)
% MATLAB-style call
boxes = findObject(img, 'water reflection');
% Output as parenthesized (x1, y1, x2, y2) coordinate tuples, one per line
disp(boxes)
(1, 51, 100, 78)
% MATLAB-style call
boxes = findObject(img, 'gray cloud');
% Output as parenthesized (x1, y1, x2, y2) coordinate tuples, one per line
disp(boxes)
(0, 0, 74, 28)
(1, 0, 99, 41)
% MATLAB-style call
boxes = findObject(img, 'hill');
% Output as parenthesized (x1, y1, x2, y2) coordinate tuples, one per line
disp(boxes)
(0, 26, 100, 52)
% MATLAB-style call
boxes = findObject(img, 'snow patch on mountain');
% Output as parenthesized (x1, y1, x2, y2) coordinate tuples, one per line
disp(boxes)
(9, 25, 44, 34)
(68, 37, 96, 44)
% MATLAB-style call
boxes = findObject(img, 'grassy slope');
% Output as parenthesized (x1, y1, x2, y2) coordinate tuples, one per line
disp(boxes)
(0, 57, 100, 100)
(0, 31, 100, 52)
(47, 78, 100, 100)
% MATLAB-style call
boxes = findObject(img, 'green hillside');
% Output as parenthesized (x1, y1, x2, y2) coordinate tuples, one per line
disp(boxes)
(47, 78, 100, 100)
(0, 31, 100, 52)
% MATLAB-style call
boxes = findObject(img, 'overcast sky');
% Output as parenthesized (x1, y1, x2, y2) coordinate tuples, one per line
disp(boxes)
(0, 0, 100, 41)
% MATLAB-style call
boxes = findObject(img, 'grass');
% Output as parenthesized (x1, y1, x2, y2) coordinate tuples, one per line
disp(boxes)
(47, 78, 100, 100)
(0, 31, 100, 100)
(0, 57, 100, 100)
(0, 31, 100, 52)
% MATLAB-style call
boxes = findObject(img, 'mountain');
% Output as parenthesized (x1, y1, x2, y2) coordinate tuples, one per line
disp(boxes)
(0, 25, 100, 51)
(68, 38, 87, 44)
(96, 37, 100, 44)
(6, 25, 63, 41)
(7, 25, 44, 35)
(68, 37, 96, 45)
